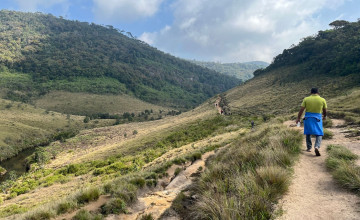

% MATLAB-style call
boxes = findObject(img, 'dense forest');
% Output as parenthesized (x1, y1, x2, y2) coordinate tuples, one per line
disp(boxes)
(191, 60, 268, 81)
(254, 19, 360, 85)
(0, 10, 240, 109)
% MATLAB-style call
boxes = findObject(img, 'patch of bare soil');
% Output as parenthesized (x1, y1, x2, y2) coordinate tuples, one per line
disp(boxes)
(277, 120, 360, 220)
(106, 151, 215, 220)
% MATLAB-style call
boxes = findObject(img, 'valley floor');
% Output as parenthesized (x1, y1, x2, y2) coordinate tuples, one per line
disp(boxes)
(278, 120, 360, 220)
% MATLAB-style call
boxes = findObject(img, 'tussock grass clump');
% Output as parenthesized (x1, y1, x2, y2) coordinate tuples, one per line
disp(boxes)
(323, 129, 334, 139)
(101, 198, 127, 214)
(173, 123, 302, 219)
(256, 166, 290, 200)
(76, 187, 100, 204)
(130, 177, 146, 188)
(326, 145, 360, 193)
(23, 208, 55, 220)
(327, 145, 358, 161)
(56, 200, 77, 215)
(323, 119, 333, 128)
(72, 209, 103, 220)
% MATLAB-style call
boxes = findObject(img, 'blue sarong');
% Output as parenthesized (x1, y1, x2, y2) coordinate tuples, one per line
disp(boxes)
(303, 112, 323, 136)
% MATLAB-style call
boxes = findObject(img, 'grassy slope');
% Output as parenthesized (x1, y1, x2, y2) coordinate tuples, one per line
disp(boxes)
(0, 99, 114, 161)
(0, 97, 258, 218)
(225, 65, 359, 116)
(34, 91, 172, 115)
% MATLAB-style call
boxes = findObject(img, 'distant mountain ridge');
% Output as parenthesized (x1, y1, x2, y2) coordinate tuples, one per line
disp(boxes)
(190, 60, 268, 82)
(0, 10, 240, 110)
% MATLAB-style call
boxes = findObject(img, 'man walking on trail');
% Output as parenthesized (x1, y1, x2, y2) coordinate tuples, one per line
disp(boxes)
(296, 88, 327, 156)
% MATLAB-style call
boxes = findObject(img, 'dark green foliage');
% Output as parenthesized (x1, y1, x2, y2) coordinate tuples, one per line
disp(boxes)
(0, 10, 240, 108)
(52, 130, 78, 142)
(185, 152, 202, 163)
(256, 20, 360, 80)
(130, 177, 146, 188)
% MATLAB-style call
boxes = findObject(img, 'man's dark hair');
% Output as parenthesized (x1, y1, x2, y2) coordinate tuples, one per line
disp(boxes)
(311, 88, 319, 94)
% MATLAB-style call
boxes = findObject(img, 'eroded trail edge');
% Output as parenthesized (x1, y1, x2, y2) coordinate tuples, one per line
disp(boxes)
(277, 120, 360, 220)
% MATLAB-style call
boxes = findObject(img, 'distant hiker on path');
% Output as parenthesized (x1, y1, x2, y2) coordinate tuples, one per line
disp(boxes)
(296, 88, 327, 156)
(251, 121, 255, 129)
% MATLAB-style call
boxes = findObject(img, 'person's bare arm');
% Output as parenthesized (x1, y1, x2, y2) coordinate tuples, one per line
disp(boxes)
(323, 108, 327, 120)
(296, 107, 305, 123)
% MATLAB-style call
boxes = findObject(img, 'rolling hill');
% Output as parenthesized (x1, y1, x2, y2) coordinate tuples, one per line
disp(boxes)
(0, 10, 240, 111)
(0, 19, 360, 220)
(190, 60, 268, 81)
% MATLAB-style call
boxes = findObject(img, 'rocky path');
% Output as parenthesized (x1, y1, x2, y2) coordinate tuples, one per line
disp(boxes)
(277, 120, 360, 220)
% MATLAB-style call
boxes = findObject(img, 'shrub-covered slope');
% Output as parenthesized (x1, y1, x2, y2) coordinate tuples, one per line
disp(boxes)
(0, 10, 240, 109)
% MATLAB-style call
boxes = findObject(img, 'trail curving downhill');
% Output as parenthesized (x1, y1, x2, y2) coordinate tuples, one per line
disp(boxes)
(277, 120, 360, 220)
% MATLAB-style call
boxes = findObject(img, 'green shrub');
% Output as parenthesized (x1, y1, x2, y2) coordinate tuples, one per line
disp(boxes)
(101, 198, 127, 214)
(173, 158, 186, 165)
(130, 177, 146, 188)
(111, 184, 137, 204)
(76, 187, 100, 204)
(186, 152, 202, 163)
(56, 201, 77, 215)
(146, 179, 157, 187)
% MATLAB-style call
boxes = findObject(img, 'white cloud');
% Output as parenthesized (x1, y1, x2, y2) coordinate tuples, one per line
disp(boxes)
(14, 0, 69, 12)
(140, 0, 350, 63)
(93, 0, 164, 22)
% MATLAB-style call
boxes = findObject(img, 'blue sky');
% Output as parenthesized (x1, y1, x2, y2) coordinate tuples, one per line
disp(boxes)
(1, 0, 359, 63)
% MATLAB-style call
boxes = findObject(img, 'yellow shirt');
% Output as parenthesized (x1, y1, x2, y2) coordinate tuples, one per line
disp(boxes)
(301, 95, 327, 113)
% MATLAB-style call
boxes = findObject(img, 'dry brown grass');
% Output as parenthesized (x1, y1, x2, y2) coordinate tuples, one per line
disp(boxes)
(35, 91, 171, 115)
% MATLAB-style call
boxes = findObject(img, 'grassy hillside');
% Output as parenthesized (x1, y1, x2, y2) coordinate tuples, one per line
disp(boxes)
(191, 60, 268, 81)
(34, 91, 172, 116)
(0, 10, 240, 110)
(0, 99, 117, 161)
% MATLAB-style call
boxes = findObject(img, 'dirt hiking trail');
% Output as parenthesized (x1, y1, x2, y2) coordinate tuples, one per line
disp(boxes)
(278, 119, 360, 220)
